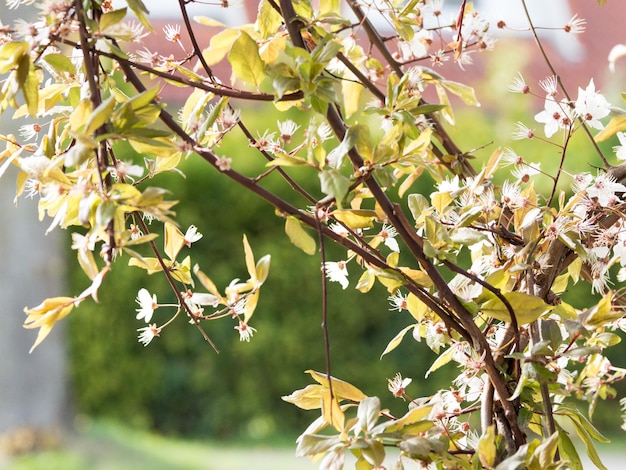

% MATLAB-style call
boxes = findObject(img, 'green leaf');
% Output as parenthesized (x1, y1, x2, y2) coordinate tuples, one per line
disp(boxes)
(442, 80, 480, 106)
(477, 425, 497, 469)
(527, 433, 559, 470)
(228, 31, 265, 88)
(255, 0, 282, 39)
(319, 169, 350, 205)
(481, 292, 553, 325)
(380, 324, 415, 358)
(85, 96, 116, 134)
(556, 425, 583, 470)
(42, 53, 76, 74)
(100, 8, 127, 32)
(17, 55, 38, 117)
(407, 193, 431, 224)
(285, 216, 316, 255)
(126, 0, 153, 31)
(0, 41, 29, 74)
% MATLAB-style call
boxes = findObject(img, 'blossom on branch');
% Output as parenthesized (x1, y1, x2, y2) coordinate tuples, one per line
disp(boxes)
(324, 261, 349, 289)
(138, 324, 160, 346)
(135, 288, 158, 323)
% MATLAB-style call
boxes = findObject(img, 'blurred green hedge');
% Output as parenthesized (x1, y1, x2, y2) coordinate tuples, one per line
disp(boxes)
(67, 107, 450, 440)
(68, 90, 626, 440)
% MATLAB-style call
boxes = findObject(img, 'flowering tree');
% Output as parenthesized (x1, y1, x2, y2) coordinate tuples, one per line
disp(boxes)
(1, 0, 626, 468)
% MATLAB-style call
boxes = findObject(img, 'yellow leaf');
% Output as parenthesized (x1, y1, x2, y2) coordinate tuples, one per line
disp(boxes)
(406, 293, 428, 321)
(595, 116, 626, 142)
(384, 404, 435, 432)
(193, 16, 226, 27)
(23, 297, 75, 353)
(193, 265, 223, 299)
(425, 346, 455, 378)
(477, 425, 497, 469)
(332, 209, 377, 229)
(281, 384, 326, 410)
(342, 79, 363, 118)
(285, 216, 316, 255)
(164, 222, 185, 261)
(481, 292, 553, 325)
(381, 324, 415, 358)
(243, 289, 259, 324)
(306, 370, 367, 403)
(322, 390, 345, 431)
(242, 234, 257, 281)
(201, 28, 240, 66)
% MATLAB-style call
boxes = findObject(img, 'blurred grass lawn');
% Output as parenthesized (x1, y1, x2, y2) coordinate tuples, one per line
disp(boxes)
(1, 420, 317, 470)
(2, 419, 623, 470)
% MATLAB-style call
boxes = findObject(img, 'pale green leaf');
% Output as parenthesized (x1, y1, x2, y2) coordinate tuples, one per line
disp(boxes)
(477, 425, 497, 469)
(255, 254, 271, 284)
(228, 31, 265, 88)
(255, 0, 282, 39)
(100, 8, 127, 32)
(319, 169, 350, 205)
(42, 53, 76, 74)
(356, 397, 380, 434)
(442, 80, 480, 107)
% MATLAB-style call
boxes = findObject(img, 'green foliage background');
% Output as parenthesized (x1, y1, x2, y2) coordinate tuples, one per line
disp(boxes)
(68, 56, 626, 440)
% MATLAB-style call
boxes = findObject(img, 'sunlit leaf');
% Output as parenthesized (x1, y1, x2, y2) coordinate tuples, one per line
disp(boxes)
(381, 324, 415, 358)
(228, 31, 266, 88)
(306, 370, 367, 403)
(481, 292, 553, 325)
(332, 209, 377, 229)
(285, 216, 316, 255)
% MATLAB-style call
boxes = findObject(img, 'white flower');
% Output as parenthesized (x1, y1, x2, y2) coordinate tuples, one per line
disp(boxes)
(71, 232, 96, 252)
(388, 292, 408, 312)
(512, 162, 541, 184)
(574, 79, 610, 130)
(388, 373, 412, 398)
(235, 321, 256, 342)
(379, 224, 400, 252)
(18, 123, 41, 141)
(137, 324, 160, 346)
(316, 123, 333, 143)
(534, 98, 573, 138)
(215, 156, 232, 171)
(163, 24, 181, 43)
(277, 119, 300, 144)
(324, 261, 349, 289)
(511, 122, 535, 140)
(614, 132, 626, 160)
(135, 288, 158, 322)
(539, 76, 559, 97)
(586, 173, 626, 207)
(184, 225, 203, 247)
(564, 14, 586, 34)
(507, 73, 529, 94)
